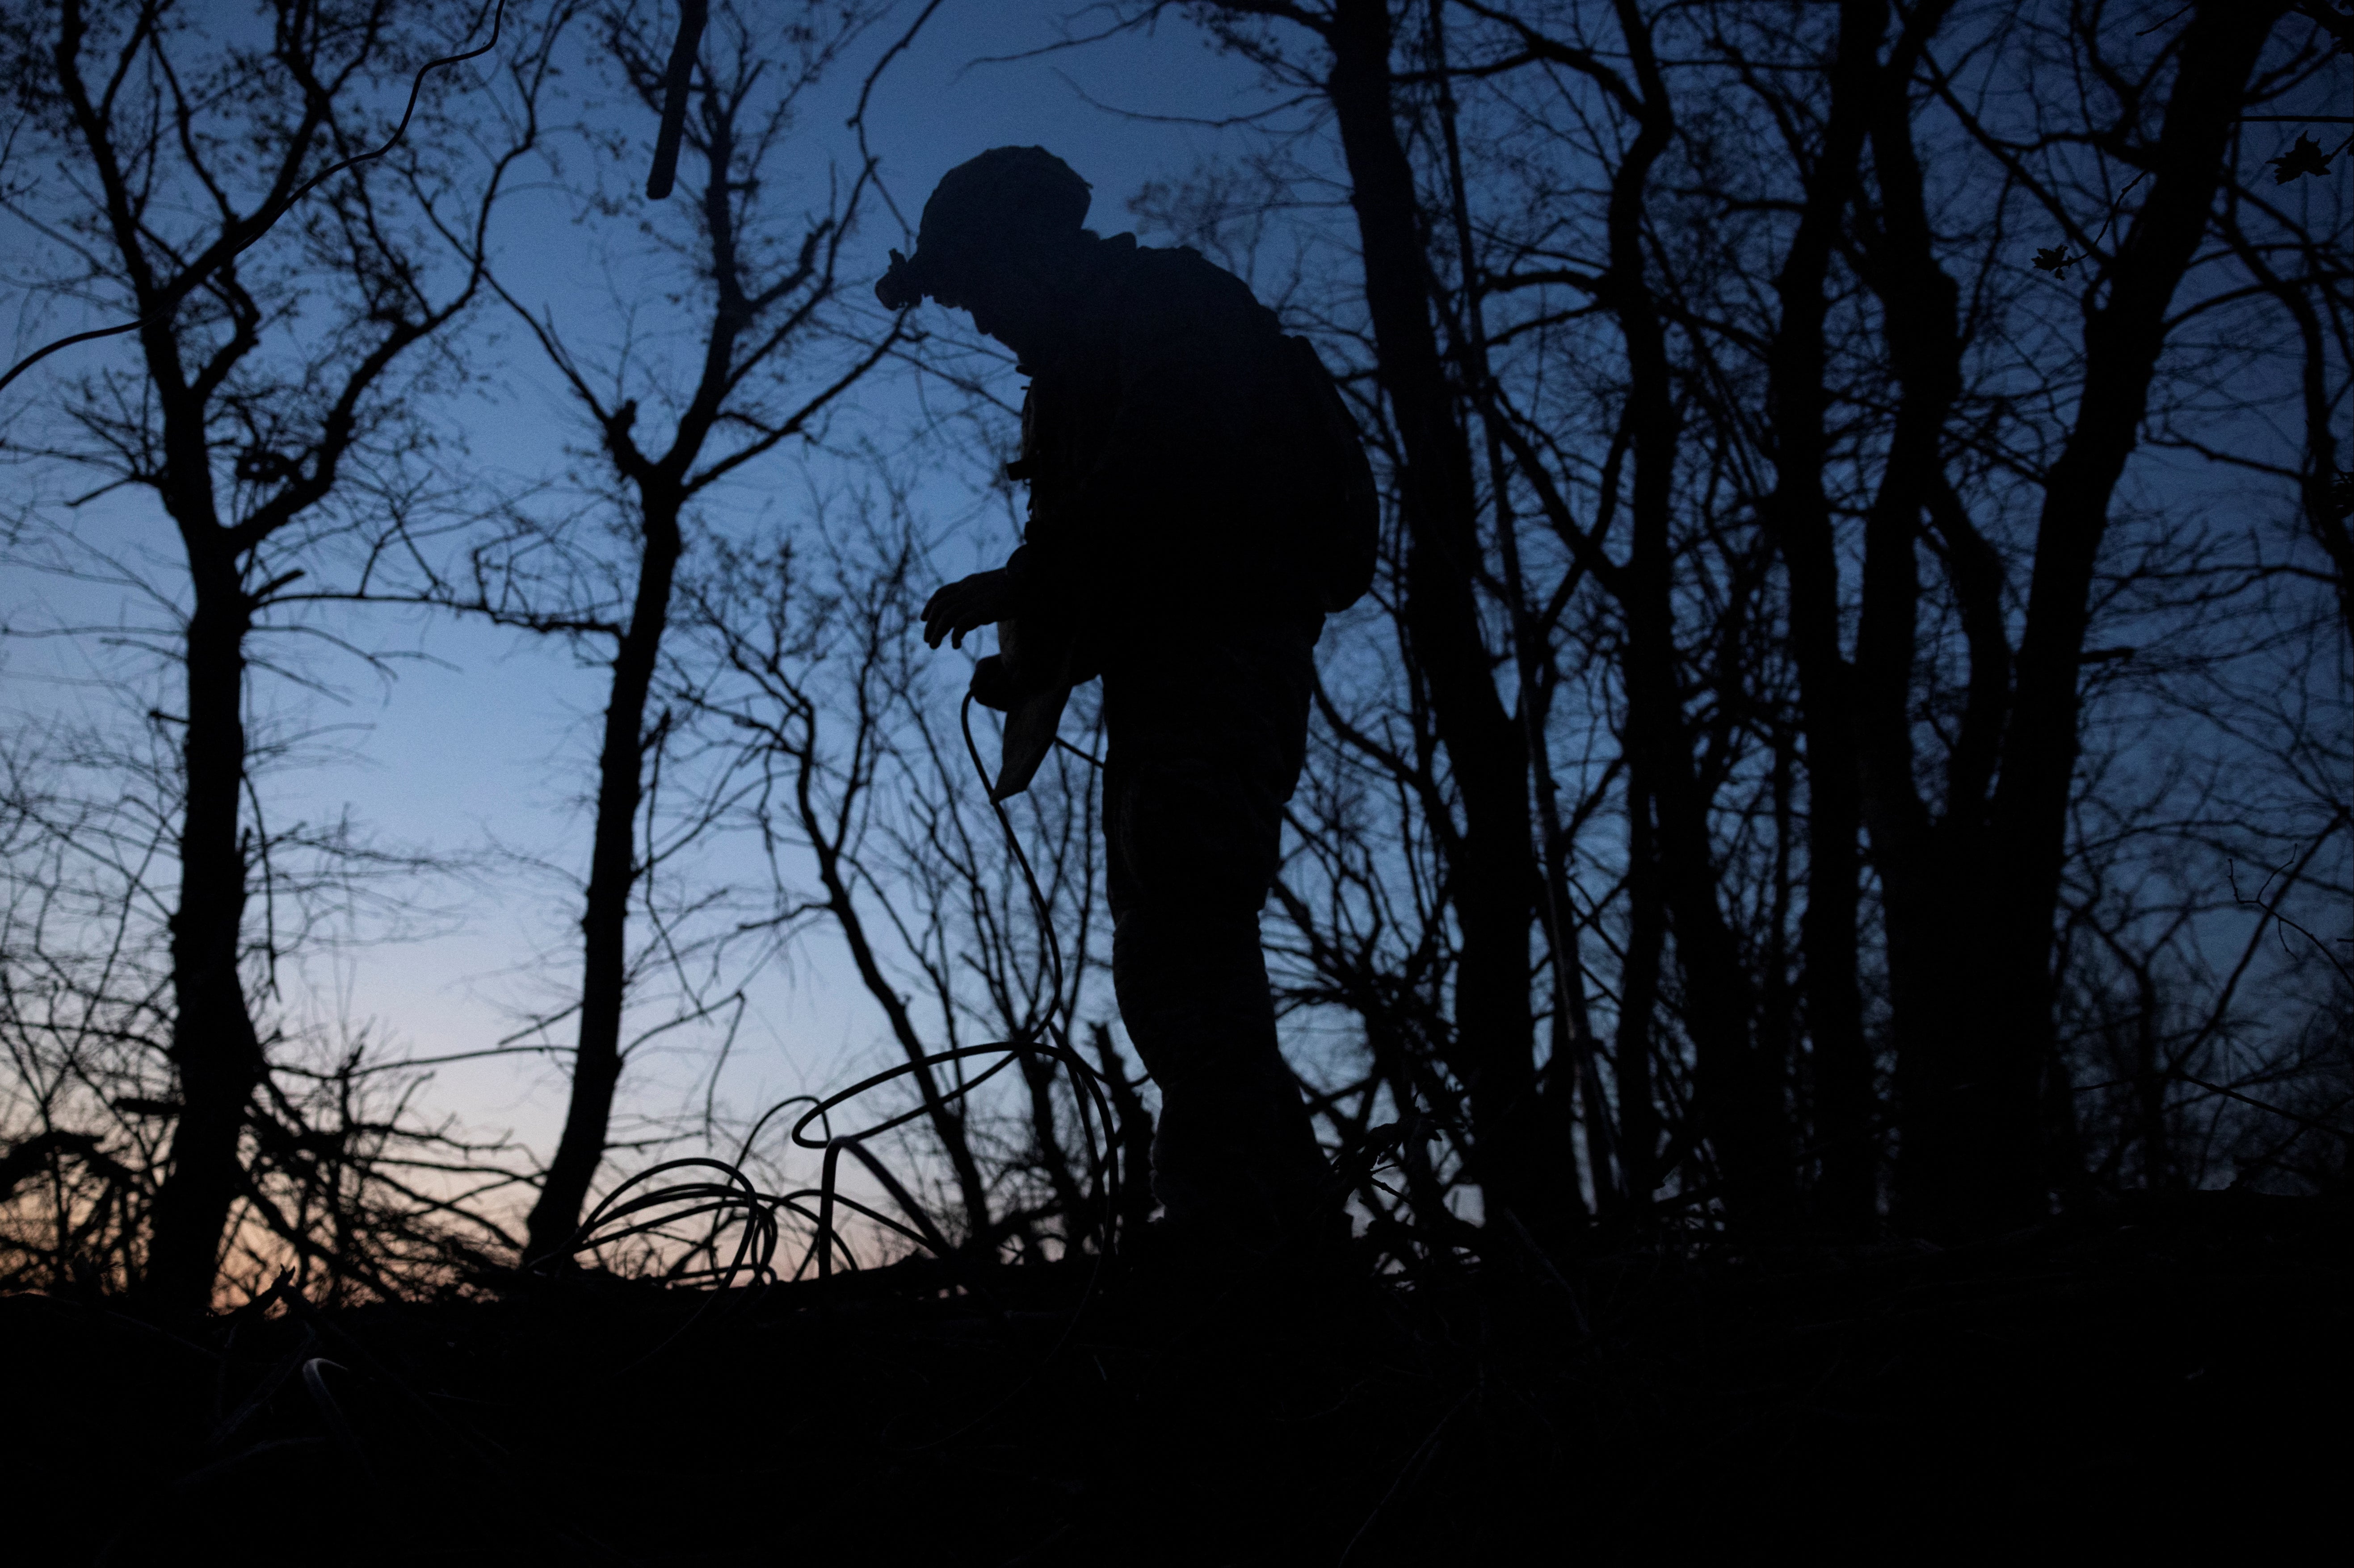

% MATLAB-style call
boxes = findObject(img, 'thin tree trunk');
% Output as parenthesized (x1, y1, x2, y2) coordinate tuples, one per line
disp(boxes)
(1942, 0, 2286, 1234)
(506, 21, 891, 1257)
(525, 488, 686, 1262)
(1323, 0, 1555, 1236)
(145, 557, 266, 1312)
(1757, 0, 1892, 1238)
(1602, 0, 1790, 1231)
(1014, 1047, 1087, 1245)
(1615, 774, 1663, 1213)
(802, 791, 995, 1239)
(1840, 12, 1983, 1240)
(44, 0, 521, 1309)
(1429, 0, 1600, 1226)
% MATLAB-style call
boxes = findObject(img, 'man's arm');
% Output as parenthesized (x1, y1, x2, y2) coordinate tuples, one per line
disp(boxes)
(921, 568, 1014, 649)
(926, 253, 1281, 651)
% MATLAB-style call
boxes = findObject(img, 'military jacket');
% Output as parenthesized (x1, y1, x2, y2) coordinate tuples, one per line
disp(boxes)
(999, 235, 1324, 688)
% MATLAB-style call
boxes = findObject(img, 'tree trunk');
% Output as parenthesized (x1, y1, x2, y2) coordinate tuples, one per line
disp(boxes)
(45, 0, 514, 1310)
(1015, 1046, 1088, 1245)
(803, 797, 996, 1241)
(1602, 0, 1791, 1231)
(143, 553, 265, 1313)
(1429, 0, 1600, 1228)
(525, 489, 686, 1262)
(1897, 0, 2288, 1235)
(1323, 0, 1558, 1235)
(1614, 774, 1664, 1213)
(1759, 0, 1892, 1237)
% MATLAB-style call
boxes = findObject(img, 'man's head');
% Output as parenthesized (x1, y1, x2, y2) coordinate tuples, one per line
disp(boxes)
(875, 147, 1093, 350)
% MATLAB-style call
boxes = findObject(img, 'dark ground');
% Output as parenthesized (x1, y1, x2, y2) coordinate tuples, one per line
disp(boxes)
(8, 1191, 2346, 1565)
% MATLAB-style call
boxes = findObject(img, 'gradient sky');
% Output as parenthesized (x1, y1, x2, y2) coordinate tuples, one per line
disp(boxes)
(333, 0, 1314, 1164)
(1, 0, 1316, 1199)
(6, 3, 2345, 1246)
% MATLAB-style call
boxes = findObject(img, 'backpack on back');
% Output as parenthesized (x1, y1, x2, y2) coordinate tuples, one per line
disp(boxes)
(1278, 334, 1379, 614)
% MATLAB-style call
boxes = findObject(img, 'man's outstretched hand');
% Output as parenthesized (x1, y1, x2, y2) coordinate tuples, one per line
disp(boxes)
(921, 568, 1015, 649)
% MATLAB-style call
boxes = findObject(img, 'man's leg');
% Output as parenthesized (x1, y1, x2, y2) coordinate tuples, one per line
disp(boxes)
(1110, 901, 1330, 1244)
(1101, 618, 1334, 1249)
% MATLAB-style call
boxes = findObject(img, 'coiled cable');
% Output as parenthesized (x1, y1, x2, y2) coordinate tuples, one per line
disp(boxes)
(535, 691, 1126, 1354)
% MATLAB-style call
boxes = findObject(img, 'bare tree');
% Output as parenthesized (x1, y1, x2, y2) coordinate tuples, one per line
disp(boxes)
(649, 416, 1125, 1261)
(412, 0, 901, 1264)
(1131, 0, 2347, 1252)
(678, 521, 1000, 1248)
(0, 0, 560, 1310)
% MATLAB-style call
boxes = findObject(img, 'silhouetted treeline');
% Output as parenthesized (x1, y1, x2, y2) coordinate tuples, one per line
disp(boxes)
(1149, 0, 2350, 1247)
(2, 0, 2348, 1312)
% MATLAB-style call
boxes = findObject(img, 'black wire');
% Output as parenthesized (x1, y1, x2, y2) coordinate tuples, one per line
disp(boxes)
(537, 694, 1127, 1354)
(13, 0, 1170, 1308)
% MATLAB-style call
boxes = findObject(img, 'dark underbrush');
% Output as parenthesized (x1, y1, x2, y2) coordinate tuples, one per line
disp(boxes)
(9, 1191, 2347, 1565)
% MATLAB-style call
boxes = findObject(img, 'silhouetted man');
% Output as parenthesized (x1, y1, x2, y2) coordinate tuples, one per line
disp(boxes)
(880, 147, 1346, 1257)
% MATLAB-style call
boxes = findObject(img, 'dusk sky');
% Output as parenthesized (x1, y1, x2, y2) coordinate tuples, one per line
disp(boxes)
(3, 0, 1312, 1186)
(339, 2, 1307, 1166)
(8, 0, 2338, 1261)
(6, 12, 2344, 1549)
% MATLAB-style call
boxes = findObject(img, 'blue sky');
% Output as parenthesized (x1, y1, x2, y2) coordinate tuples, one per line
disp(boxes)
(0, 0, 1317, 1201)
(329, 0, 1314, 1164)
(5, 2, 2346, 1242)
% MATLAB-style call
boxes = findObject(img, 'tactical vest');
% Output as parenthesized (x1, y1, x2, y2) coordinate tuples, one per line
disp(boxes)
(1001, 239, 1374, 656)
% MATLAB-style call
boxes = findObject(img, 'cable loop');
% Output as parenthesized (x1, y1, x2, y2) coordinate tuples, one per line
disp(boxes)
(529, 690, 1130, 1363)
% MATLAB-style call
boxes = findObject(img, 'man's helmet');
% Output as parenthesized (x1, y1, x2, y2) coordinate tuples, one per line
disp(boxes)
(875, 146, 1092, 311)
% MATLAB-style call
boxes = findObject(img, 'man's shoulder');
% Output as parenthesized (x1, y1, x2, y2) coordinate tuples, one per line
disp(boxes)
(1096, 237, 1269, 330)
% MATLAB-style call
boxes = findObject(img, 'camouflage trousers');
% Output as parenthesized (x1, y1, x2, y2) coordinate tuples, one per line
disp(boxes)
(1101, 616, 1334, 1247)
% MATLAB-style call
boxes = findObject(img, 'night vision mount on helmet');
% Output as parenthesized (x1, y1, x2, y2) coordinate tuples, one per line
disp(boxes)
(874, 146, 1093, 313)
